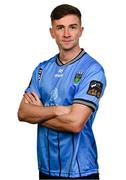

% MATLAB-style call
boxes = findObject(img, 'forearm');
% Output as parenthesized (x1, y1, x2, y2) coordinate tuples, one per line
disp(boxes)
(41, 113, 82, 133)
(18, 99, 56, 124)
(40, 104, 92, 133)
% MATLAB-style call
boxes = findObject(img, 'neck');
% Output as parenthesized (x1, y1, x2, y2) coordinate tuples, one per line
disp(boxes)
(59, 46, 82, 64)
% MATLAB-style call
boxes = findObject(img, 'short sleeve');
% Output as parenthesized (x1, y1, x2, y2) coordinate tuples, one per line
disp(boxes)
(73, 63, 106, 111)
(25, 63, 42, 98)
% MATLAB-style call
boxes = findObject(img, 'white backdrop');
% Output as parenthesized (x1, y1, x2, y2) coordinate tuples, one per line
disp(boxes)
(0, 0, 126, 179)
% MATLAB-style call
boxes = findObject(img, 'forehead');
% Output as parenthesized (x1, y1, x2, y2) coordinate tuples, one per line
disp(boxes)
(52, 14, 80, 26)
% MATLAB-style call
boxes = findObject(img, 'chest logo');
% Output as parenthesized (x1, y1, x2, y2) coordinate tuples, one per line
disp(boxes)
(74, 72, 83, 84)
(54, 69, 64, 78)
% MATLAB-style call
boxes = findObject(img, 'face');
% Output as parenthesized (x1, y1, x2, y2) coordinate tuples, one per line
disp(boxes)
(50, 15, 83, 51)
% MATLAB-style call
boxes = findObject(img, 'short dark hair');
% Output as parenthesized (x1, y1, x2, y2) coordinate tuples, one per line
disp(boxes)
(50, 4, 81, 24)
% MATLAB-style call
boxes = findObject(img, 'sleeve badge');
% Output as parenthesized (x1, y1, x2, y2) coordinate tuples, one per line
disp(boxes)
(87, 80, 103, 98)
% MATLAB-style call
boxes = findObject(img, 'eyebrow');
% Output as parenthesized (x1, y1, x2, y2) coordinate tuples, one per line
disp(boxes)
(56, 24, 78, 27)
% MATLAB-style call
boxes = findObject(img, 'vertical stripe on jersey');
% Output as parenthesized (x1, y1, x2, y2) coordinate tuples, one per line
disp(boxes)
(76, 155, 81, 177)
(57, 132, 62, 176)
(68, 134, 81, 177)
(47, 129, 50, 175)
(67, 134, 74, 177)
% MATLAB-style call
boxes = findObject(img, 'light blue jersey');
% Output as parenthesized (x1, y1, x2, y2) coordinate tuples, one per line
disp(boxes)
(25, 49, 106, 177)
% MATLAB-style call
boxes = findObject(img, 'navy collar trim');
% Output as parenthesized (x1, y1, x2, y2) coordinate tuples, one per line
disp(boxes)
(56, 49, 86, 66)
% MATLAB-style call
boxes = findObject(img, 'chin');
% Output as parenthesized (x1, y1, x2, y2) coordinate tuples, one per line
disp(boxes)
(61, 45, 75, 51)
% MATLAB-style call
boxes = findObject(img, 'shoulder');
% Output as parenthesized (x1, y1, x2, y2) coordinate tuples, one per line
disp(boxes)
(80, 53, 107, 86)
(30, 55, 57, 80)
(38, 55, 57, 69)
(34, 54, 57, 72)
(84, 53, 105, 73)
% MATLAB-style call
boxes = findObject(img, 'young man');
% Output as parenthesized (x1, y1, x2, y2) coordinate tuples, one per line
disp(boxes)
(18, 4, 106, 179)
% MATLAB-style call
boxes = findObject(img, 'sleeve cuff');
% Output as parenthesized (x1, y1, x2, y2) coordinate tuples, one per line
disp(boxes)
(73, 98, 97, 112)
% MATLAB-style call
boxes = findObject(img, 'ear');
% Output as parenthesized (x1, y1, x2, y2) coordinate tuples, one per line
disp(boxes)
(81, 27, 84, 32)
(79, 26, 84, 37)
(49, 28, 55, 39)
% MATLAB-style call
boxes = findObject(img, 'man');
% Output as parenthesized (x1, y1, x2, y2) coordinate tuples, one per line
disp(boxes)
(18, 4, 106, 179)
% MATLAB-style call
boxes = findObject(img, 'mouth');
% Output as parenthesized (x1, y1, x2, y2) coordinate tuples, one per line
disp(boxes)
(63, 40, 71, 41)
(62, 40, 73, 43)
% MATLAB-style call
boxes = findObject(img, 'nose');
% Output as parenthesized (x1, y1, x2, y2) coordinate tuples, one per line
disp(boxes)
(64, 28, 71, 38)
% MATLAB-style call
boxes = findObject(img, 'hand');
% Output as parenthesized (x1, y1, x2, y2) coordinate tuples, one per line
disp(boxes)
(23, 92, 43, 106)
(55, 106, 71, 116)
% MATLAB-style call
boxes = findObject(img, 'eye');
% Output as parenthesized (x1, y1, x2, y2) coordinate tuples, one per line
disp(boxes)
(70, 25, 77, 29)
(56, 25, 64, 30)
(71, 26, 77, 29)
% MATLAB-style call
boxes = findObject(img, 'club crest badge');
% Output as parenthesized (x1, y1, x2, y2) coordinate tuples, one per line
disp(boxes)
(74, 72, 83, 84)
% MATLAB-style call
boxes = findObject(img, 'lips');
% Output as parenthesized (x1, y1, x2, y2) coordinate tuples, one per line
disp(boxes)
(62, 40, 73, 43)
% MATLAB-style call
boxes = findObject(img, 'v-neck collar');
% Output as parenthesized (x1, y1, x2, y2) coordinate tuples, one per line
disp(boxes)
(56, 49, 86, 66)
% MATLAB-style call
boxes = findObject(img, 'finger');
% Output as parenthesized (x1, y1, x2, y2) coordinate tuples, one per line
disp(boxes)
(31, 92, 43, 106)
(31, 92, 39, 101)
(23, 93, 35, 104)
(23, 93, 31, 103)
(28, 93, 37, 103)
(24, 97, 29, 104)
